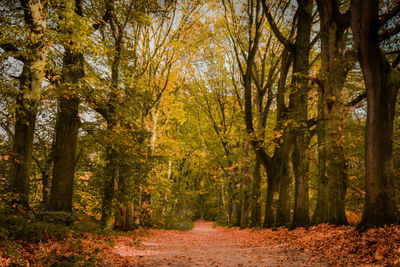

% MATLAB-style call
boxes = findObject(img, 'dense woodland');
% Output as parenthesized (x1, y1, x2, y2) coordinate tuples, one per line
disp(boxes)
(1, 0, 400, 259)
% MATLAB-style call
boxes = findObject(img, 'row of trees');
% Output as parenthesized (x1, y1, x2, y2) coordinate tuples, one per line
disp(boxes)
(215, 0, 400, 229)
(1, 0, 205, 230)
(0, 0, 399, 231)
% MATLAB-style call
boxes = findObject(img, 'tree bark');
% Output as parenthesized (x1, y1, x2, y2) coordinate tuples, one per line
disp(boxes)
(289, 0, 313, 228)
(48, 48, 83, 212)
(101, 137, 118, 229)
(263, 157, 278, 228)
(9, 0, 48, 208)
(311, 0, 350, 226)
(240, 141, 251, 228)
(267, 48, 292, 228)
(351, 0, 400, 229)
(250, 154, 262, 227)
(100, 14, 125, 229)
(116, 161, 136, 230)
(275, 137, 293, 227)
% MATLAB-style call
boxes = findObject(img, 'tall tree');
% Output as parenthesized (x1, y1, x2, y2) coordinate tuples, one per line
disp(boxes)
(223, 0, 274, 228)
(311, 0, 351, 226)
(7, 0, 49, 208)
(271, 47, 292, 228)
(351, 0, 400, 229)
(48, 0, 85, 212)
(48, 0, 112, 212)
(286, 0, 313, 228)
(262, 0, 314, 227)
(98, 0, 133, 229)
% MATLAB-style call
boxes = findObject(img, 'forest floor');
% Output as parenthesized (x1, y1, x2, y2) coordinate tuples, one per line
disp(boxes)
(107, 220, 325, 266)
(2, 220, 400, 266)
(102, 220, 400, 266)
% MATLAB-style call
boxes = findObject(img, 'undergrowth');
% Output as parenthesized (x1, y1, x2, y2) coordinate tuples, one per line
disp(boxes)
(0, 210, 143, 266)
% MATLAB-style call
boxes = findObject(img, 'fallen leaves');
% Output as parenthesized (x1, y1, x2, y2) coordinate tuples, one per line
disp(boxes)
(249, 224, 400, 266)
(1, 222, 400, 266)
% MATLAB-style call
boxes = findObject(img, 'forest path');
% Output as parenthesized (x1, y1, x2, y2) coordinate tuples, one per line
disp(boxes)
(110, 220, 325, 266)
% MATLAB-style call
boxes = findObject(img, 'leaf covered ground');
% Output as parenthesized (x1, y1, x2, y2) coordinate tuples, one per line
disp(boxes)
(1, 221, 400, 266)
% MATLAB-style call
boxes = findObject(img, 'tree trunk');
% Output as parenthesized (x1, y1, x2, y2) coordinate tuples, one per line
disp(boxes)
(9, 0, 48, 208)
(263, 172, 276, 228)
(275, 137, 293, 227)
(42, 171, 50, 208)
(263, 157, 278, 228)
(116, 161, 136, 230)
(48, 0, 84, 212)
(10, 94, 37, 208)
(101, 134, 118, 229)
(351, 0, 400, 229)
(48, 46, 83, 212)
(40, 153, 53, 208)
(250, 154, 262, 227)
(288, 0, 313, 228)
(101, 20, 124, 229)
(227, 176, 233, 225)
(311, 0, 350, 226)
(230, 172, 240, 226)
(265, 48, 292, 228)
(291, 132, 310, 227)
(240, 142, 251, 228)
(236, 178, 242, 226)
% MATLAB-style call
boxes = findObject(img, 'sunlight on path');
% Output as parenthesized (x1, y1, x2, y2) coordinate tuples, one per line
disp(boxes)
(111, 221, 324, 267)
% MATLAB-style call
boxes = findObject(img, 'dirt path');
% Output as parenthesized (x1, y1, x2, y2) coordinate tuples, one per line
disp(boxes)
(110, 221, 325, 266)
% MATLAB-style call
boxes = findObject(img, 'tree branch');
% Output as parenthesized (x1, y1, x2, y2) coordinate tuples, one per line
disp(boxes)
(339, 8, 352, 33)
(92, 0, 114, 30)
(261, 0, 293, 49)
(379, 23, 400, 42)
(348, 184, 366, 197)
(345, 92, 367, 107)
(379, 0, 400, 27)
(0, 43, 24, 61)
(386, 49, 400, 55)
(392, 53, 400, 68)
(304, 75, 322, 86)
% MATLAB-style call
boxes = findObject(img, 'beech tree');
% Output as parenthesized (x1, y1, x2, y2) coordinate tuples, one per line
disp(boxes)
(351, 0, 400, 229)
(262, 0, 314, 227)
(311, 0, 351, 226)
(2, 0, 49, 208)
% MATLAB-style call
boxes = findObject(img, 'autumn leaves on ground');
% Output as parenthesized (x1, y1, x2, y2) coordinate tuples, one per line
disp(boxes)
(1, 220, 400, 266)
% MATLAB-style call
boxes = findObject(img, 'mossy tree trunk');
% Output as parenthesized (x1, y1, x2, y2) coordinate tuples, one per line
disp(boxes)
(101, 136, 118, 229)
(289, 0, 313, 228)
(9, 0, 48, 208)
(262, 0, 312, 228)
(48, 51, 83, 211)
(311, 0, 350, 226)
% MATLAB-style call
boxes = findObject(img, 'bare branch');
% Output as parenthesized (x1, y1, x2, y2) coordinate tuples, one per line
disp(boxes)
(0, 43, 24, 61)
(379, 0, 400, 27)
(379, 23, 400, 42)
(261, 0, 293, 49)
(345, 92, 367, 107)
